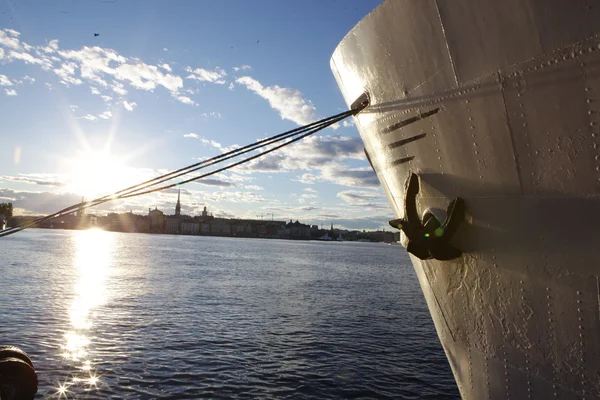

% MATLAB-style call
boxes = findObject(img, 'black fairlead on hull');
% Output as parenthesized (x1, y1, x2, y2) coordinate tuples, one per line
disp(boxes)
(389, 173, 465, 261)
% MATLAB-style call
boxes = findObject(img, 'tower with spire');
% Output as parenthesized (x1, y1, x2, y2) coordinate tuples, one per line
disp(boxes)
(175, 189, 181, 217)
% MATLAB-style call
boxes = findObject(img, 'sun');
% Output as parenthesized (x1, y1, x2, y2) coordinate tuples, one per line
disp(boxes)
(66, 150, 138, 199)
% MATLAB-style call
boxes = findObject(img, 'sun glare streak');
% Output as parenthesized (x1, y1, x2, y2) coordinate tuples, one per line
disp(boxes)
(58, 229, 113, 396)
(104, 106, 123, 152)
(58, 95, 92, 153)
(56, 382, 70, 399)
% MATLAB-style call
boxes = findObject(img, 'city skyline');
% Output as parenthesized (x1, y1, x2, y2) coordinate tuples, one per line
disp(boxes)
(0, 1, 390, 231)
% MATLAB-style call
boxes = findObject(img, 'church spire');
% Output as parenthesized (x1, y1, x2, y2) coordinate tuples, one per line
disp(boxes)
(175, 189, 181, 216)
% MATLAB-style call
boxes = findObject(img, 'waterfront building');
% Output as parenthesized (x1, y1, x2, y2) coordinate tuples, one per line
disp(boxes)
(106, 211, 138, 232)
(181, 220, 200, 235)
(286, 220, 311, 239)
(165, 217, 180, 234)
(366, 230, 395, 243)
(148, 208, 165, 233)
(200, 222, 210, 234)
(210, 218, 231, 235)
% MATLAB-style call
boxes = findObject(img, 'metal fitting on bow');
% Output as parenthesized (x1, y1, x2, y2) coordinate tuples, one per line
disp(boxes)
(389, 173, 464, 261)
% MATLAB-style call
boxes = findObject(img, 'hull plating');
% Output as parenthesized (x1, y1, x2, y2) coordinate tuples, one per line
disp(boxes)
(331, 1, 600, 398)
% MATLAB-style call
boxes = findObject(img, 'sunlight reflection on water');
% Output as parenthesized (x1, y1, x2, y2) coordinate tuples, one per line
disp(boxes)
(58, 229, 113, 396)
(0, 230, 459, 399)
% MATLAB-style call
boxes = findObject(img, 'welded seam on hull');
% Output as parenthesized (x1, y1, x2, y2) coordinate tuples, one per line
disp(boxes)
(434, 0, 459, 87)
(421, 261, 457, 342)
(498, 71, 524, 196)
(364, 35, 600, 121)
(597, 276, 600, 327)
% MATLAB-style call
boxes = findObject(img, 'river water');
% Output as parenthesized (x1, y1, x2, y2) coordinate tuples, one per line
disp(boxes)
(0, 229, 459, 399)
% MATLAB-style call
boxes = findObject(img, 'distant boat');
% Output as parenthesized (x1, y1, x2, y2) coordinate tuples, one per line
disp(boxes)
(336, 233, 343, 242)
(0, 216, 6, 231)
(316, 233, 332, 241)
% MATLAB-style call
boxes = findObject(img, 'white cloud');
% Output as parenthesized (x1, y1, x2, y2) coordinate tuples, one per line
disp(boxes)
(296, 173, 320, 184)
(0, 30, 20, 49)
(321, 165, 379, 188)
(232, 64, 252, 72)
(182, 87, 199, 95)
(206, 191, 266, 203)
(115, 62, 183, 91)
(58, 46, 182, 95)
(194, 178, 235, 188)
(228, 82, 234, 90)
(22, 76, 35, 83)
(8, 50, 52, 69)
(5, 88, 17, 96)
(0, 173, 65, 187)
(176, 95, 195, 105)
(337, 190, 382, 204)
(159, 63, 172, 72)
(304, 188, 317, 193)
(82, 114, 97, 121)
(342, 120, 355, 128)
(246, 135, 365, 173)
(58, 46, 125, 77)
(185, 66, 227, 84)
(240, 135, 378, 188)
(184, 134, 239, 153)
(98, 111, 112, 119)
(0, 48, 4, 59)
(5, 29, 20, 37)
(236, 76, 316, 125)
(244, 184, 263, 191)
(336, 190, 387, 211)
(111, 81, 127, 95)
(200, 111, 221, 118)
(0, 188, 83, 216)
(53, 61, 82, 85)
(91, 76, 108, 87)
(40, 39, 59, 53)
(0, 74, 12, 86)
(90, 87, 100, 95)
(101, 95, 113, 102)
(122, 100, 136, 111)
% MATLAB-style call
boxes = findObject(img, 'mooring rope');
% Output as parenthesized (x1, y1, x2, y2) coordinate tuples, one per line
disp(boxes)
(0, 105, 366, 238)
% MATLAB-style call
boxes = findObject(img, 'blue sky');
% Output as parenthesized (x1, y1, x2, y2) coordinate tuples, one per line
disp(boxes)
(0, 0, 391, 230)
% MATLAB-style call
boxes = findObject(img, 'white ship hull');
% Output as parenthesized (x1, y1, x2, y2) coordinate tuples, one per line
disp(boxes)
(332, 1, 600, 398)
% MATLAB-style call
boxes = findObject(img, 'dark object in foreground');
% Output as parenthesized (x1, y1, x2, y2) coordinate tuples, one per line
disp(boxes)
(0, 346, 37, 400)
(389, 173, 464, 261)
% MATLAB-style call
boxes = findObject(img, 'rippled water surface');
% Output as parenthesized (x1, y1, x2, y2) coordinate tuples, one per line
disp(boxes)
(0, 229, 459, 399)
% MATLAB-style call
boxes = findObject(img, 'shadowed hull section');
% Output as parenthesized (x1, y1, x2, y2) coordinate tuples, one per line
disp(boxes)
(332, 1, 600, 398)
